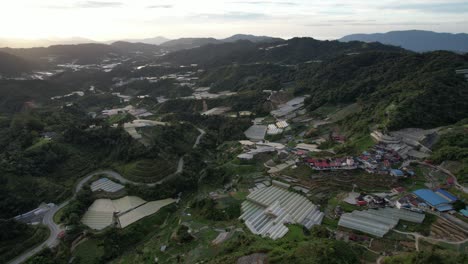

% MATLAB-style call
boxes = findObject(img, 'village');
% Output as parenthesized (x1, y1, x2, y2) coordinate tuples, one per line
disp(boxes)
(7, 61, 468, 264)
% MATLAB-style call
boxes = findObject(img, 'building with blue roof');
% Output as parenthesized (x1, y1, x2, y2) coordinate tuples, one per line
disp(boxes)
(460, 209, 468, 217)
(413, 189, 453, 212)
(435, 189, 458, 202)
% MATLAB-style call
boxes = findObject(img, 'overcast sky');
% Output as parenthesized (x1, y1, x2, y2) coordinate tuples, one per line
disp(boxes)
(2, 0, 468, 41)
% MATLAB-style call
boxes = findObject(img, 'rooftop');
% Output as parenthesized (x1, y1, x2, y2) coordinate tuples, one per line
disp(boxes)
(239, 182, 323, 240)
(91, 178, 125, 193)
(413, 189, 453, 208)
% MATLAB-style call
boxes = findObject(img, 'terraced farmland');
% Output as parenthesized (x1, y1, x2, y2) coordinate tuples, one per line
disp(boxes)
(283, 170, 398, 201)
(431, 218, 468, 242)
(117, 159, 177, 183)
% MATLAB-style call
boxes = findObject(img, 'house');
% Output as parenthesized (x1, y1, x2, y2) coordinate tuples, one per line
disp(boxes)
(390, 169, 405, 177)
(357, 200, 368, 206)
(237, 153, 254, 160)
(447, 177, 455, 186)
(296, 143, 319, 152)
(435, 189, 458, 203)
(392, 187, 406, 193)
(460, 209, 468, 218)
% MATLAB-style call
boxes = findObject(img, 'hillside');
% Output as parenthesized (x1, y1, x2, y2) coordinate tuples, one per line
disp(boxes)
(222, 34, 283, 43)
(298, 51, 468, 131)
(160, 38, 221, 51)
(198, 63, 297, 92)
(159, 34, 282, 51)
(0, 43, 119, 65)
(195, 48, 468, 131)
(340, 30, 468, 53)
(0, 80, 74, 112)
(160, 37, 406, 67)
(0, 51, 34, 77)
(114, 36, 170, 45)
(0, 42, 166, 65)
(110, 41, 162, 54)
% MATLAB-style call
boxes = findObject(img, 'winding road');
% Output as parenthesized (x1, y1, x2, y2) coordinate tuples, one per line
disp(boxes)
(401, 160, 467, 194)
(393, 229, 468, 252)
(375, 230, 468, 264)
(8, 127, 206, 264)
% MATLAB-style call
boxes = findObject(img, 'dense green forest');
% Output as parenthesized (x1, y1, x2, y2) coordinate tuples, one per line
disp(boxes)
(160, 38, 405, 67)
(198, 63, 296, 92)
(0, 80, 75, 113)
(430, 119, 468, 183)
(0, 105, 200, 218)
(299, 51, 468, 130)
(0, 51, 33, 77)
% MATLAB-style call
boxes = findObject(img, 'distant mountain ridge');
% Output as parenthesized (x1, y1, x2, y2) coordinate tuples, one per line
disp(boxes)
(114, 36, 170, 45)
(160, 38, 221, 50)
(158, 34, 283, 50)
(160, 37, 406, 67)
(0, 37, 97, 48)
(340, 30, 468, 53)
(0, 34, 283, 49)
(222, 34, 283, 43)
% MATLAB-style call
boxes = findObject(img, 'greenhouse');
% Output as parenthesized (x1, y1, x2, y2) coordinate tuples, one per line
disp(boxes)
(239, 181, 324, 239)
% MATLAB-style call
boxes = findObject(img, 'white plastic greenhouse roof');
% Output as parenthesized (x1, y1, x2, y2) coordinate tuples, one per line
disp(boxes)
(239, 184, 324, 240)
(118, 198, 175, 228)
(90, 178, 125, 193)
(338, 208, 425, 237)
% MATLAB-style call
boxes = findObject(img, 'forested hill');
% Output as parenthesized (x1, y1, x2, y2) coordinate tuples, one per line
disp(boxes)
(0, 80, 75, 113)
(195, 50, 468, 131)
(0, 51, 34, 77)
(298, 51, 468, 130)
(340, 30, 468, 53)
(0, 43, 119, 65)
(159, 37, 406, 67)
(0, 42, 162, 65)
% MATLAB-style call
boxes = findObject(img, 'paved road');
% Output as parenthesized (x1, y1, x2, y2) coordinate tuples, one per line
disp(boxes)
(8, 127, 207, 264)
(401, 160, 467, 194)
(194, 128, 206, 148)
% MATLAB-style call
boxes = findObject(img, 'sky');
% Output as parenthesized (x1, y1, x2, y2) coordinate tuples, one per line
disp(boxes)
(1, 0, 467, 41)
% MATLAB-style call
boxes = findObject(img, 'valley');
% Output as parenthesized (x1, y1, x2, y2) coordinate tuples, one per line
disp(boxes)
(0, 35, 467, 264)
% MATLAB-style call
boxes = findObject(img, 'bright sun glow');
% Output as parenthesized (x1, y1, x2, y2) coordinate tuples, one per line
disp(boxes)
(1, 0, 467, 41)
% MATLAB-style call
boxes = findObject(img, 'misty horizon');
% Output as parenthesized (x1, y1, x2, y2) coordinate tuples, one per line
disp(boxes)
(2, 0, 468, 43)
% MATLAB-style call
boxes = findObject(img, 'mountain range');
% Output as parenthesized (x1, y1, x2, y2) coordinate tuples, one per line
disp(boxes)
(340, 30, 468, 53)
(0, 34, 282, 49)
(125, 34, 283, 51)
(159, 38, 404, 67)
(0, 37, 97, 48)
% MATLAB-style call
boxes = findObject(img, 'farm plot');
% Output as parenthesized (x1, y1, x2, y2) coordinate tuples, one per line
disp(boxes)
(430, 218, 468, 242)
(283, 170, 397, 201)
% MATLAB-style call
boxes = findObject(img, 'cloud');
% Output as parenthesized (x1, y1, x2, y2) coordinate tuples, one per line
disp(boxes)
(386, 2, 468, 14)
(191, 12, 268, 21)
(147, 4, 173, 9)
(230, 1, 297, 6)
(76, 1, 123, 8)
(43, 1, 123, 9)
